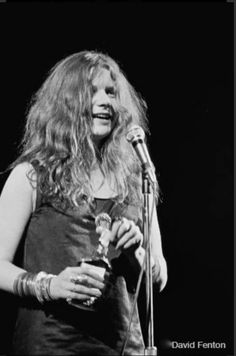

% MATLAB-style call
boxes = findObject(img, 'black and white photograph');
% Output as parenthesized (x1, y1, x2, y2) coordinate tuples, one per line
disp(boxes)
(0, 2, 234, 356)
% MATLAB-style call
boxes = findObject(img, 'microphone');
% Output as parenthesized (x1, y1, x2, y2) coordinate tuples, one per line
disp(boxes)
(126, 125, 157, 187)
(95, 213, 112, 249)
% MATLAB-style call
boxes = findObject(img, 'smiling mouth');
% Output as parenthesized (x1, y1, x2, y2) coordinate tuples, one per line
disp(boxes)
(92, 113, 113, 120)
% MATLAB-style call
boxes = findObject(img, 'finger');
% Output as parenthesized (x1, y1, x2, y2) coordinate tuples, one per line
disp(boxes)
(55, 281, 92, 301)
(123, 236, 142, 250)
(110, 220, 123, 240)
(116, 219, 134, 239)
(115, 229, 136, 250)
(67, 266, 105, 282)
(60, 282, 102, 299)
(64, 291, 91, 301)
(68, 282, 102, 298)
(115, 221, 138, 248)
(71, 274, 105, 290)
(116, 223, 143, 250)
(80, 266, 107, 284)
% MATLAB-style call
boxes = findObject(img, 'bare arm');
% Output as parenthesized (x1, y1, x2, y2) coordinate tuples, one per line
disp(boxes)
(0, 163, 105, 302)
(132, 206, 167, 292)
(0, 162, 35, 293)
(146, 197, 168, 291)
(112, 193, 168, 292)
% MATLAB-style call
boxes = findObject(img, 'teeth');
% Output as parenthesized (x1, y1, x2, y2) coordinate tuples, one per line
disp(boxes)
(93, 114, 111, 119)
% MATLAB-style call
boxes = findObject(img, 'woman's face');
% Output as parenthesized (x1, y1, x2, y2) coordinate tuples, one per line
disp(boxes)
(91, 68, 117, 146)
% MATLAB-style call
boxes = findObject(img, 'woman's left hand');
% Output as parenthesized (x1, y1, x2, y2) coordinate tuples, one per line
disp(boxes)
(112, 217, 143, 253)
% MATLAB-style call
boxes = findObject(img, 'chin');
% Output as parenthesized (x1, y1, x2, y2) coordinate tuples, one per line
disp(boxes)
(93, 128, 110, 137)
(92, 126, 112, 137)
(92, 121, 115, 145)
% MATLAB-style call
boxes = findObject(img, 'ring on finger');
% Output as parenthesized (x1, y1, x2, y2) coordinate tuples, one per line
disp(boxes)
(70, 275, 77, 284)
(70, 275, 87, 285)
(83, 296, 96, 306)
(78, 275, 88, 284)
(66, 295, 72, 304)
(76, 275, 88, 284)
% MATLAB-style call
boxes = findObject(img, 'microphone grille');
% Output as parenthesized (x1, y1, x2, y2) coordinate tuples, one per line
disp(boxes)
(126, 125, 145, 143)
(95, 213, 112, 230)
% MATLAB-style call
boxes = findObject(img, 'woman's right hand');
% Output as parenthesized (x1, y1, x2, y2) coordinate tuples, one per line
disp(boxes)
(49, 265, 105, 302)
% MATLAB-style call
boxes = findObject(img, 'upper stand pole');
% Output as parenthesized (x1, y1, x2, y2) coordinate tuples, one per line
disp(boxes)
(142, 170, 158, 356)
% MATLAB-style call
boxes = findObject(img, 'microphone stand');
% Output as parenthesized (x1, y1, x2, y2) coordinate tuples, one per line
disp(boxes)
(142, 170, 158, 356)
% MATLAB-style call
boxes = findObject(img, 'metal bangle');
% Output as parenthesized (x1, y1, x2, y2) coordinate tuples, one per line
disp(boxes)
(41, 274, 56, 301)
(13, 272, 27, 297)
(13, 272, 36, 298)
(13, 271, 56, 303)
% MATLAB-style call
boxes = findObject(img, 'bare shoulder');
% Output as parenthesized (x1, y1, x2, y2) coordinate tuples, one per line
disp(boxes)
(1, 162, 37, 211)
(5, 162, 36, 188)
(0, 163, 37, 262)
(9, 161, 35, 176)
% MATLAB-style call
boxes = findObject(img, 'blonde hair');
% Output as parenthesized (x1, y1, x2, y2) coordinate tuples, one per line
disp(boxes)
(12, 51, 154, 208)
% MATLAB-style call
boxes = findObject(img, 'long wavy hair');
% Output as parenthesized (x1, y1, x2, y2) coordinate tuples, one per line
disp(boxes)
(11, 50, 156, 209)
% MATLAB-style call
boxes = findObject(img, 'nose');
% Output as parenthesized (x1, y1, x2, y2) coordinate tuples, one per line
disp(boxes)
(93, 89, 111, 107)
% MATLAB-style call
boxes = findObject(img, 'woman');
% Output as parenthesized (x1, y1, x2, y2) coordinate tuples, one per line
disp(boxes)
(0, 51, 167, 355)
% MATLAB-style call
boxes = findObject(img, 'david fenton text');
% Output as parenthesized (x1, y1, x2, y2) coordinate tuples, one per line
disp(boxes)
(171, 341, 226, 349)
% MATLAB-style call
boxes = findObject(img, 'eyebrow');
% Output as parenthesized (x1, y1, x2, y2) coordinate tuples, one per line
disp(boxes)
(91, 83, 116, 90)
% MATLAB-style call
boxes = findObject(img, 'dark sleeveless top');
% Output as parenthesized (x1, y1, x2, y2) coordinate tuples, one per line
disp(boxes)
(11, 191, 145, 356)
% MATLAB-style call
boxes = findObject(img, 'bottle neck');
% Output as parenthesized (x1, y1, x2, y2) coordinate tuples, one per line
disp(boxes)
(95, 243, 108, 257)
(91, 246, 111, 270)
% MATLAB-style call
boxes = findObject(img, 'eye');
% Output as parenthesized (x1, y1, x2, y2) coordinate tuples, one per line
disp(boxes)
(91, 85, 97, 94)
(106, 86, 116, 96)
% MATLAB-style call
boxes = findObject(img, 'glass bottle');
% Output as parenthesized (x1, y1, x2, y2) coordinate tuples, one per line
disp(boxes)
(70, 213, 112, 311)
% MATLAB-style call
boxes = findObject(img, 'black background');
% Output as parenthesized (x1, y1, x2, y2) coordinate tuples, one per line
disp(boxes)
(0, 2, 233, 356)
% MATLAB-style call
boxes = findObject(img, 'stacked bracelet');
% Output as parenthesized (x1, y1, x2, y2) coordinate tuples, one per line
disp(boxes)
(13, 271, 56, 303)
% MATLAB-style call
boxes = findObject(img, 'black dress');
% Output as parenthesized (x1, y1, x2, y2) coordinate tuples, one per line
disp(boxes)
(11, 192, 145, 355)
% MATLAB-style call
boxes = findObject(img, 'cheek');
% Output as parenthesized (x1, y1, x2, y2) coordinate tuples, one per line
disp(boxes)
(91, 97, 96, 109)
(111, 98, 120, 115)
(91, 91, 99, 105)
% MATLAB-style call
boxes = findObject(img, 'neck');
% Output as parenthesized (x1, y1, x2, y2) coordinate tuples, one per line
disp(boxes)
(92, 135, 106, 152)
